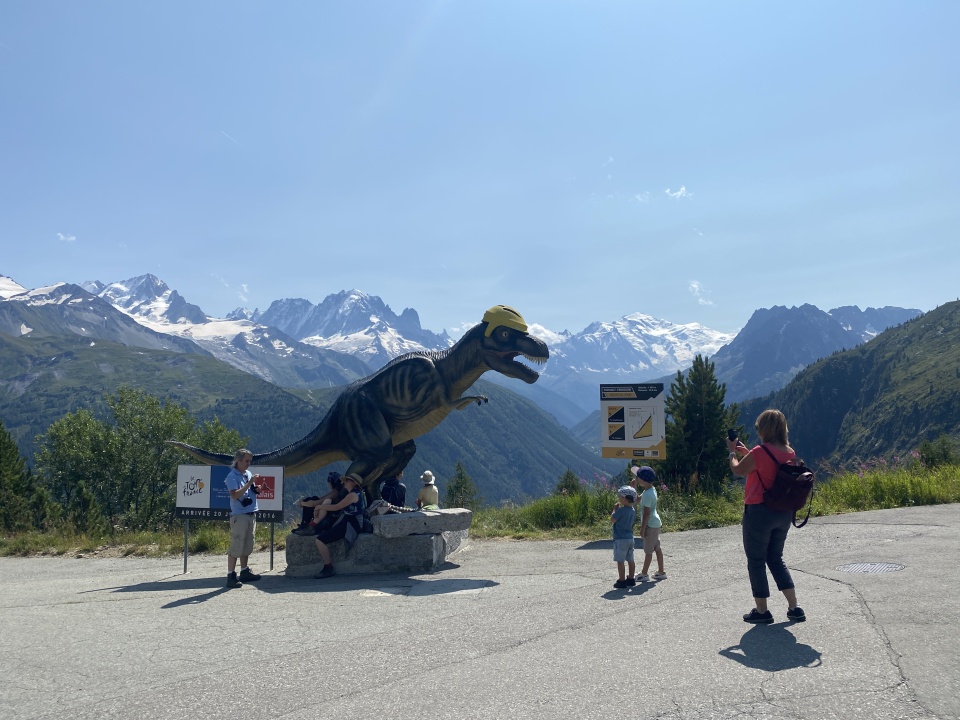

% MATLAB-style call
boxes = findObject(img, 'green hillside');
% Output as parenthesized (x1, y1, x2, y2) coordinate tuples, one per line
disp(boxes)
(738, 300, 960, 469)
(0, 333, 610, 504)
(0, 333, 317, 457)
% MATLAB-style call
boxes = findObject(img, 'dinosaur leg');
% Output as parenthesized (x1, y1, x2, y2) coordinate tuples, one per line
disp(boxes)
(339, 393, 395, 490)
(366, 441, 417, 501)
(380, 440, 417, 478)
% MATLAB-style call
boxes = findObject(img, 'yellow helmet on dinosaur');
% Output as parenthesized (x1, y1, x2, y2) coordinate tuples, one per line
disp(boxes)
(482, 304, 528, 336)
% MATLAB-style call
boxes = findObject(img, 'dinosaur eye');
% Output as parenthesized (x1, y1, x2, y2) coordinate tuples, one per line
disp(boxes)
(499, 329, 509, 340)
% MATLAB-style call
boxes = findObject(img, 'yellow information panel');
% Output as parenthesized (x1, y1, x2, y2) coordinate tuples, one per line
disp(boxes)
(600, 383, 666, 460)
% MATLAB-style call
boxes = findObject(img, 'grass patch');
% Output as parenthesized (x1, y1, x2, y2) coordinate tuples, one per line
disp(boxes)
(2, 465, 958, 554)
(815, 464, 960, 514)
(471, 483, 746, 540)
(0, 522, 281, 557)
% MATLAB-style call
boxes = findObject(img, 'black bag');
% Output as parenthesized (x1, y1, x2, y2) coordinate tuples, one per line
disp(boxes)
(759, 445, 815, 528)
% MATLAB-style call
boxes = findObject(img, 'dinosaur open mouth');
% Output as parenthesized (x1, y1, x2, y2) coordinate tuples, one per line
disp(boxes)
(490, 350, 548, 383)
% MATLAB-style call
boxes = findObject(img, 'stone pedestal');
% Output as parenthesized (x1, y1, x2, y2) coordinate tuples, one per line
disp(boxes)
(284, 508, 472, 577)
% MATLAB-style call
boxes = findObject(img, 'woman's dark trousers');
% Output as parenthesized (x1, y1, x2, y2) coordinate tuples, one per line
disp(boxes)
(742, 503, 795, 599)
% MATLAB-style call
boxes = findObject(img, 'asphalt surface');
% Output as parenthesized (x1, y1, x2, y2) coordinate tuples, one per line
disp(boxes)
(2, 504, 958, 720)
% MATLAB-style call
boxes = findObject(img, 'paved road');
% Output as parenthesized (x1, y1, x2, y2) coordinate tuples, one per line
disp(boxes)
(2, 504, 957, 720)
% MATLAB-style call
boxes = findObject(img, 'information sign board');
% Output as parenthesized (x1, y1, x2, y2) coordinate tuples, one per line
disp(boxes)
(175, 465, 284, 522)
(599, 383, 667, 460)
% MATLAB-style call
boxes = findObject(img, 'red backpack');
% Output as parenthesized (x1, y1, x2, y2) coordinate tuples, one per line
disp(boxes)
(759, 445, 815, 528)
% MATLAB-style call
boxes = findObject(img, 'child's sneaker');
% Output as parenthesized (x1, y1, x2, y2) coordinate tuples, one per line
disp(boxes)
(786, 606, 806, 622)
(626, 577, 636, 586)
(636, 574, 650, 582)
(652, 571, 667, 580)
(613, 579, 630, 589)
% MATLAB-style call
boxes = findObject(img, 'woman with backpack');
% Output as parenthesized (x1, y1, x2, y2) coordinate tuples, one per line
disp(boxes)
(726, 409, 806, 624)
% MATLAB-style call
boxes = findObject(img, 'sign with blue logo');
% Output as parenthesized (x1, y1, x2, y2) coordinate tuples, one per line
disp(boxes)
(175, 465, 285, 522)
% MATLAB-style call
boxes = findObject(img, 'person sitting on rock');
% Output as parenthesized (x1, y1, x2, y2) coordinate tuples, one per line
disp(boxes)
(293, 471, 346, 535)
(379, 470, 407, 507)
(314, 473, 368, 579)
(416, 470, 440, 511)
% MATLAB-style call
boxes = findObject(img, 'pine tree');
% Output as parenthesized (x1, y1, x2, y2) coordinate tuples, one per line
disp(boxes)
(66, 481, 109, 536)
(444, 462, 483, 510)
(553, 468, 585, 495)
(0, 420, 32, 531)
(657, 355, 740, 493)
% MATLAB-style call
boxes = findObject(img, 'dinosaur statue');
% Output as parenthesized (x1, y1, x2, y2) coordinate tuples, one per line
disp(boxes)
(167, 305, 549, 489)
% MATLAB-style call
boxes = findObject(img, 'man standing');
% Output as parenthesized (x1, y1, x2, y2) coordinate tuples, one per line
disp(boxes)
(225, 448, 262, 589)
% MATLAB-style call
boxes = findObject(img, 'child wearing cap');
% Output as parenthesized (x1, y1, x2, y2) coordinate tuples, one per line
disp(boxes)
(632, 465, 666, 582)
(611, 485, 638, 588)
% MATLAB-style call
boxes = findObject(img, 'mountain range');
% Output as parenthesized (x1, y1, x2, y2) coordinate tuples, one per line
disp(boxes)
(8, 272, 920, 422)
(736, 299, 960, 469)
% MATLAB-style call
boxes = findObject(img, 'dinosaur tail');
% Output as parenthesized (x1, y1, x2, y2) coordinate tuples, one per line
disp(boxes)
(166, 423, 347, 476)
(165, 441, 234, 466)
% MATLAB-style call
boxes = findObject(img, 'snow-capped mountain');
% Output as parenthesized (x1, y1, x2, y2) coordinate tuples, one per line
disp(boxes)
(504, 313, 737, 417)
(544, 313, 735, 376)
(81, 275, 209, 325)
(0, 274, 27, 299)
(78, 274, 369, 388)
(0, 282, 210, 354)
(248, 290, 452, 369)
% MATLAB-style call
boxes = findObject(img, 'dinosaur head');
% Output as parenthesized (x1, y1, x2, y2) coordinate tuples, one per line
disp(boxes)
(479, 305, 549, 384)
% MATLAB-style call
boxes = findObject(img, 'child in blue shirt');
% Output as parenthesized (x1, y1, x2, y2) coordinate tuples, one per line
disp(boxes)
(611, 485, 639, 588)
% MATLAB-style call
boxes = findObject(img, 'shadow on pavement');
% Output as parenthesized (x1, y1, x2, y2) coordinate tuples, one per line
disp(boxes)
(82, 570, 497, 607)
(601, 581, 657, 601)
(577, 539, 644, 551)
(718, 623, 822, 670)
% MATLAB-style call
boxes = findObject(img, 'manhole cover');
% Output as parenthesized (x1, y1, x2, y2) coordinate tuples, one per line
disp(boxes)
(837, 562, 905, 574)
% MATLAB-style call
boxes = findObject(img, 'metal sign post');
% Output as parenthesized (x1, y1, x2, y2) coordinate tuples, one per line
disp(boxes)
(183, 519, 190, 574)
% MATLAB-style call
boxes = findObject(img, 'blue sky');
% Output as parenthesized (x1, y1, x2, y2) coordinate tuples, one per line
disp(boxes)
(2, 1, 957, 336)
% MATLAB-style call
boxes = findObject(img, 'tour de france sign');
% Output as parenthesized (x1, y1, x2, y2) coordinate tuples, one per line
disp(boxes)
(599, 383, 667, 460)
(175, 465, 285, 522)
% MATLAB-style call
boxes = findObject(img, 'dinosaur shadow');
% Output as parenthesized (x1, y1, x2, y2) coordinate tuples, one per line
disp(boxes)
(719, 623, 822, 671)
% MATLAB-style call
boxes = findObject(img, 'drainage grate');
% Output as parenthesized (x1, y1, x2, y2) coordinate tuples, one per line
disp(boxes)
(837, 562, 905, 574)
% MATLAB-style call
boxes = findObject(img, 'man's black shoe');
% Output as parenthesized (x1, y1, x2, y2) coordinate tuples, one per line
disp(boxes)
(226, 573, 242, 589)
(239, 568, 261, 583)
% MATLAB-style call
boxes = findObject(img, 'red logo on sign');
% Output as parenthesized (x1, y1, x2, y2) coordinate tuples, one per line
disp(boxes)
(256, 475, 276, 500)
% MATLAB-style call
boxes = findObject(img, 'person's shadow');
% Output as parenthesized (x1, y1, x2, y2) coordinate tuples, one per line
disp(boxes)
(719, 623, 822, 670)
